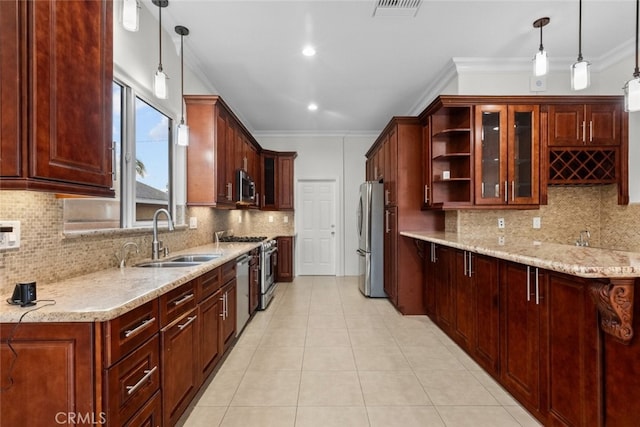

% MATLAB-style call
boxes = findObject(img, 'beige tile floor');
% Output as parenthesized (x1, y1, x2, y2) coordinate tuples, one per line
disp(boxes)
(178, 276, 542, 427)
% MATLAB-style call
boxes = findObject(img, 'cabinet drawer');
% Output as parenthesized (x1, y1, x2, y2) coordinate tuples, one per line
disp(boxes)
(123, 389, 162, 427)
(197, 267, 221, 302)
(104, 300, 159, 366)
(105, 335, 160, 426)
(221, 259, 236, 285)
(160, 280, 197, 327)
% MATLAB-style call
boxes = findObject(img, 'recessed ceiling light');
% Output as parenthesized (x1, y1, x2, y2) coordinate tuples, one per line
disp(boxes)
(302, 46, 316, 57)
(307, 103, 318, 111)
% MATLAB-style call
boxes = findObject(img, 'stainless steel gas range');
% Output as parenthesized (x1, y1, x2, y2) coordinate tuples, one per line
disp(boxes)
(218, 235, 278, 310)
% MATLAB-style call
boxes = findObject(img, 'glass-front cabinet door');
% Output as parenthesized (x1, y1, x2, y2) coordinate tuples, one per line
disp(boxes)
(474, 105, 539, 206)
(475, 105, 507, 204)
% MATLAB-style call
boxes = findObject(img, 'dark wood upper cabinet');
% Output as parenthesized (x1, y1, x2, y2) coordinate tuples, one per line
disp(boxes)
(548, 102, 622, 147)
(0, 0, 114, 196)
(261, 150, 296, 211)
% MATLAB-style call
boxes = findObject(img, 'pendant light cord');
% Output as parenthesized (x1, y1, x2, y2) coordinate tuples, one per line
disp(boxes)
(180, 34, 185, 123)
(539, 23, 544, 52)
(635, 0, 639, 78)
(577, 0, 583, 61)
(158, 4, 163, 72)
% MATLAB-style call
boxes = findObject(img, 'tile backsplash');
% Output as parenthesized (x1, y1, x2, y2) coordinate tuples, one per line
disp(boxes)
(448, 185, 640, 252)
(0, 191, 294, 294)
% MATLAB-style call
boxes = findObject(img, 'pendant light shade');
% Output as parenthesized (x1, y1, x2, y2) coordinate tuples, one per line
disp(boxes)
(532, 17, 550, 77)
(624, 0, 640, 112)
(152, 0, 169, 99)
(571, 0, 590, 91)
(175, 25, 190, 146)
(122, 0, 139, 32)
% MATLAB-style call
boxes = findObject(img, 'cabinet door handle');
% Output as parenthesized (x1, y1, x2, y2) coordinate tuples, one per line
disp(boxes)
(173, 293, 194, 306)
(227, 182, 233, 200)
(582, 121, 586, 143)
(126, 366, 158, 396)
(535, 268, 540, 305)
(463, 251, 468, 276)
(124, 317, 156, 338)
(424, 185, 429, 204)
(385, 189, 390, 205)
(526, 266, 531, 302)
(481, 182, 485, 198)
(385, 210, 390, 233)
(504, 181, 508, 203)
(177, 315, 197, 330)
(111, 140, 117, 185)
(256, 192, 260, 207)
(468, 252, 472, 277)
(511, 180, 515, 202)
(589, 121, 593, 143)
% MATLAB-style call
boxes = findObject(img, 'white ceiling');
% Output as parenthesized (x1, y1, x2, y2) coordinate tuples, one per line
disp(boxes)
(149, 0, 635, 135)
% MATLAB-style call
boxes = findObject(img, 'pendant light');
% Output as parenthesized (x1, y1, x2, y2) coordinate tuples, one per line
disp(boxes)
(624, 0, 640, 112)
(532, 17, 550, 77)
(152, 0, 168, 99)
(122, 0, 139, 32)
(175, 25, 190, 146)
(571, 0, 590, 90)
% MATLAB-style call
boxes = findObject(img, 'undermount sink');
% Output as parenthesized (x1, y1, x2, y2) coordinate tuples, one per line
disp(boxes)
(135, 253, 223, 268)
(168, 254, 222, 263)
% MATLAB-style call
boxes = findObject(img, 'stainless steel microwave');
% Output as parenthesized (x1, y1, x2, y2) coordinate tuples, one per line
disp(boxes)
(237, 169, 256, 204)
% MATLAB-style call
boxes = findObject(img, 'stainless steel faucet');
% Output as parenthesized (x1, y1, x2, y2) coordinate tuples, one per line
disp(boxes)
(116, 241, 139, 268)
(152, 208, 175, 260)
(575, 230, 591, 247)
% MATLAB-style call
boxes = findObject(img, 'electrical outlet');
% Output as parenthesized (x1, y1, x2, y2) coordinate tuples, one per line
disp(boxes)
(498, 235, 505, 245)
(269, 215, 274, 223)
(532, 217, 541, 229)
(283, 216, 288, 223)
(497, 218, 505, 229)
(189, 217, 198, 229)
(238, 215, 242, 223)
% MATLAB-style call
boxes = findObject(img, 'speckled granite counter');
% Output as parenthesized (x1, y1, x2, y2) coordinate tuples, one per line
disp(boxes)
(0, 242, 259, 323)
(401, 231, 640, 279)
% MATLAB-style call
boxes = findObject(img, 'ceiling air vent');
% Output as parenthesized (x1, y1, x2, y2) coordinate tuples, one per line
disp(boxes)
(373, 0, 422, 17)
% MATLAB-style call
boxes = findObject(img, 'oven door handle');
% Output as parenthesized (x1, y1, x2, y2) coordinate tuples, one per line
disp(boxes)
(264, 247, 278, 257)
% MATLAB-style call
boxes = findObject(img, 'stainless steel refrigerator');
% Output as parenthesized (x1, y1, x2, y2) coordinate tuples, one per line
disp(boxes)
(356, 181, 385, 297)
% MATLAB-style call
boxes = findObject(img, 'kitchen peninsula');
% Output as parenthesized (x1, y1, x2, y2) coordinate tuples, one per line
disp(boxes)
(402, 230, 639, 427)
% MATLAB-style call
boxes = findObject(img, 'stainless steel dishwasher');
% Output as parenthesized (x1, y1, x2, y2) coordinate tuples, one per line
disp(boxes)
(236, 254, 251, 335)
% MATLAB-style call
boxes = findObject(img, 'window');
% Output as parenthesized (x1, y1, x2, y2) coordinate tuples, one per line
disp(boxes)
(133, 97, 171, 222)
(63, 80, 179, 231)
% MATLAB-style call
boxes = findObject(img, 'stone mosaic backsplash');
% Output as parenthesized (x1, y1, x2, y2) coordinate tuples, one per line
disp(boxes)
(0, 191, 293, 294)
(449, 185, 640, 252)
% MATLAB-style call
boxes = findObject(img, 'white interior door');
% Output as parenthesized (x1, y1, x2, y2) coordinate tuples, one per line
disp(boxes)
(297, 180, 336, 275)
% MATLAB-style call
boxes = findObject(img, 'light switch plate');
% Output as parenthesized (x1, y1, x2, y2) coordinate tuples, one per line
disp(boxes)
(0, 220, 20, 250)
(189, 217, 198, 229)
(533, 217, 541, 229)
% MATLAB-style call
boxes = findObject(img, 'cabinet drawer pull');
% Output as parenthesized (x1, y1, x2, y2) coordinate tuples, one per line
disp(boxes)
(126, 365, 158, 396)
(177, 315, 197, 330)
(173, 293, 194, 306)
(124, 317, 156, 338)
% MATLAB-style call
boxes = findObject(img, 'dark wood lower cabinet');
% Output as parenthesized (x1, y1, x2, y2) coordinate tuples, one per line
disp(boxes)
(472, 254, 500, 376)
(276, 236, 294, 282)
(424, 250, 626, 426)
(161, 307, 200, 427)
(0, 323, 95, 426)
(500, 262, 546, 419)
(124, 391, 162, 427)
(545, 272, 600, 426)
(199, 292, 222, 380)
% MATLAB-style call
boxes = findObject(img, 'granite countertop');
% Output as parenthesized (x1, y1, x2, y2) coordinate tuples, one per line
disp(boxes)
(0, 242, 260, 324)
(401, 231, 640, 279)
